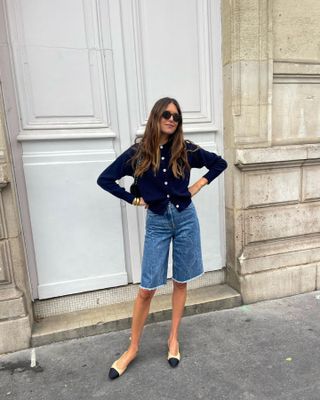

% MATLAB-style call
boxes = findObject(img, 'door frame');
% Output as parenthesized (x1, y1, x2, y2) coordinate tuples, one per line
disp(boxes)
(0, 0, 38, 299)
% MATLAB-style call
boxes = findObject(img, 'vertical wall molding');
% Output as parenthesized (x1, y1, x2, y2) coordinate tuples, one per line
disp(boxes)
(231, 0, 241, 116)
(230, 0, 273, 147)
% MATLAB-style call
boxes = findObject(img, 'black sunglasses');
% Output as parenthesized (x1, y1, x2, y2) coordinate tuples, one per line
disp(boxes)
(161, 110, 182, 123)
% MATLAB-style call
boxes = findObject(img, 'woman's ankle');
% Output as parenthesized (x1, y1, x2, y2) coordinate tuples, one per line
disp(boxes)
(128, 344, 139, 354)
(168, 334, 179, 342)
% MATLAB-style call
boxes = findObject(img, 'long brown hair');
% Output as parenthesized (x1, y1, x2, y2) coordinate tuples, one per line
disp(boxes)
(131, 97, 190, 178)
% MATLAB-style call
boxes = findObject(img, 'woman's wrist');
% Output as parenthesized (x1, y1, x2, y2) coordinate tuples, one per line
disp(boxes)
(196, 178, 208, 191)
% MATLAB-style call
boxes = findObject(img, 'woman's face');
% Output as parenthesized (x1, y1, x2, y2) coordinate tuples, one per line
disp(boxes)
(159, 102, 180, 137)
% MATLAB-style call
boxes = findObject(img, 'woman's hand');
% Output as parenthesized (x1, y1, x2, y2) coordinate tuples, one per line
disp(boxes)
(132, 197, 149, 208)
(188, 177, 208, 197)
(139, 198, 149, 208)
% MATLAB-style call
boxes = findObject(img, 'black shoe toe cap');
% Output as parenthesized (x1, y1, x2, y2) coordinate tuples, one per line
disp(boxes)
(168, 357, 180, 368)
(109, 368, 120, 379)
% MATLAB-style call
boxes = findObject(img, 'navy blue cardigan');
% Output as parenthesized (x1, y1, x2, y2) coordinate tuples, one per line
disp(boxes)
(97, 140, 228, 215)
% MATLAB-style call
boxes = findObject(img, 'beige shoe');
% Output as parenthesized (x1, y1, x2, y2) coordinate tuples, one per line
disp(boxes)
(109, 343, 137, 380)
(109, 351, 129, 379)
(168, 345, 181, 368)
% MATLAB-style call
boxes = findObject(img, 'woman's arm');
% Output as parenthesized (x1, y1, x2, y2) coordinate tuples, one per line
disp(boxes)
(97, 147, 136, 205)
(188, 177, 208, 197)
(187, 143, 228, 196)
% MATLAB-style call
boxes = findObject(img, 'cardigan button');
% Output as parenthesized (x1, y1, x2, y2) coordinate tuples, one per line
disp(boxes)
(161, 156, 165, 160)
(164, 181, 168, 185)
(163, 168, 167, 172)
(167, 194, 170, 198)
(176, 204, 179, 208)
(160, 145, 163, 149)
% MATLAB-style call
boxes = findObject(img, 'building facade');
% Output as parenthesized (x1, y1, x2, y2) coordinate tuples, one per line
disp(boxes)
(0, 0, 319, 353)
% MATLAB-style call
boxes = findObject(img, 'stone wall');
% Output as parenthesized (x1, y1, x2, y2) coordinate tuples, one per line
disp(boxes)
(222, 0, 320, 303)
(0, 97, 32, 354)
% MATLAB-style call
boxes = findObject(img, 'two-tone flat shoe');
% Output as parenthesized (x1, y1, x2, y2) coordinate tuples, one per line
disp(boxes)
(109, 351, 134, 380)
(167, 346, 181, 368)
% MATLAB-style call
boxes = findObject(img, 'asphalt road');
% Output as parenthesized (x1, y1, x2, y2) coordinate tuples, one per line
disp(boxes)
(1, 289, 320, 400)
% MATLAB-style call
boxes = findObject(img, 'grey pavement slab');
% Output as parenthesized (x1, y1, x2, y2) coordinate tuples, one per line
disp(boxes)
(1, 290, 320, 400)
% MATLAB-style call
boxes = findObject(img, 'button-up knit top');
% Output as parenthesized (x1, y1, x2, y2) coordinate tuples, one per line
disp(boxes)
(97, 139, 228, 215)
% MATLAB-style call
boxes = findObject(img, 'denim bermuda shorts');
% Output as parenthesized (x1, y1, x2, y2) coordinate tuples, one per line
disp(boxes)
(140, 202, 204, 290)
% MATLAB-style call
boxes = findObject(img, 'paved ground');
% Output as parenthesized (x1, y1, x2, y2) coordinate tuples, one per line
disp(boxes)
(1, 290, 320, 400)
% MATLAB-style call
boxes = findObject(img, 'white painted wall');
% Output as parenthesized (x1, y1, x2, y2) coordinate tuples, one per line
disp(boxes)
(3, 0, 225, 299)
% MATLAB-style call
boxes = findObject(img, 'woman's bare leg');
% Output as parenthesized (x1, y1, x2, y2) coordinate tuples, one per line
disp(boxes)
(113, 287, 156, 369)
(168, 281, 187, 355)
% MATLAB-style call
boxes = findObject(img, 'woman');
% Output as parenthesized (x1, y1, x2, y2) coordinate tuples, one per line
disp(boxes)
(97, 97, 227, 379)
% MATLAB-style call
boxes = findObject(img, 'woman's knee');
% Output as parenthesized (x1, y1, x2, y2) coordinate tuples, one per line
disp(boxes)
(138, 287, 156, 301)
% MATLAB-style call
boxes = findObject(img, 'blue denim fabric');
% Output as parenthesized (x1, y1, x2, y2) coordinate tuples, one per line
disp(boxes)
(140, 202, 204, 290)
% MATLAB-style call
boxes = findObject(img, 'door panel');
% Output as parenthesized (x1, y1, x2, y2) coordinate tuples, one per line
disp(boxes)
(22, 140, 128, 299)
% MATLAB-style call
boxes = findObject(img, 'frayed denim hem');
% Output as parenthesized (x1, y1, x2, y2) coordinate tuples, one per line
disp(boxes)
(139, 282, 167, 291)
(172, 271, 205, 284)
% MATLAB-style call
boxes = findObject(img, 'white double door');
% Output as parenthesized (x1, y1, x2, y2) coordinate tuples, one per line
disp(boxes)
(2, 0, 225, 299)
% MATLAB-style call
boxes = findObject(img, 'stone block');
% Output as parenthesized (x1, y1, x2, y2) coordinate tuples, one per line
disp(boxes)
(243, 233, 320, 258)
(272, 81, 320, 144)
(225, 208, 235, 267)
(7, 238, 31, 305)
(244, 202, 320, 244)
(234, 103, 269, 145)
(223, 161, 234, 210)
(236, 145, 308, 165)
(223, 152, 245, 210)
(239, 233, 320, 275)
(240, 247, 320, 275)
(273, 0, 320, 61)
(0, 120, 5, 150)
(238, 0, 268, 61)
(0, 316, 31, 354)
(0, 295, 26, 319)
(225, 264, 241, 293)
(307, 144, 320, 159)
(302, 165, 320, 202)
(225, 208, 245, 267)
(239, 60, 269, 106)
(1, 186, 21, 238)
(244, 168, 300, 207)
(240, 263, 317, 304)
(273, 60, 320, 76)
(0, 241, 13, 284)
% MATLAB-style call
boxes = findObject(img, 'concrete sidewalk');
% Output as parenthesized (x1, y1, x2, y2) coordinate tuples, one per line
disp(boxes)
(1, 290, 320, 400)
